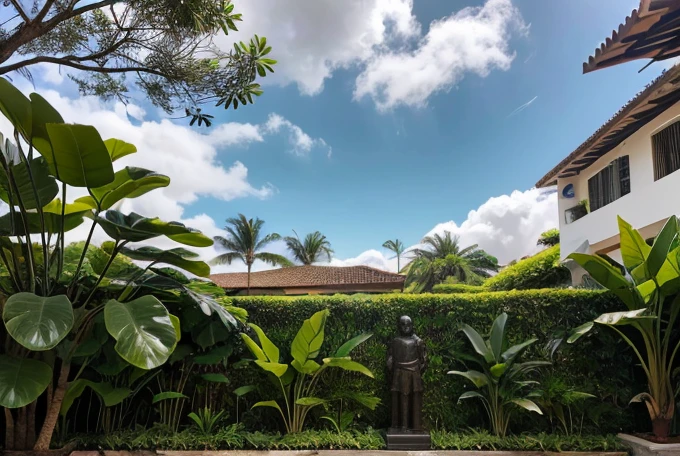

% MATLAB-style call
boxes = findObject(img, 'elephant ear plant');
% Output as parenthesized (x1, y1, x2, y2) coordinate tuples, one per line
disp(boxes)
(568, 216, 680, 441)
(0, 80, 235, 450)
(241, 309, 376, 433)
(448, 313, 549, 436)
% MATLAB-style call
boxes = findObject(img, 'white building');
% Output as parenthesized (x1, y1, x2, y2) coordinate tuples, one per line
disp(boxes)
(536, 65, 680, 283)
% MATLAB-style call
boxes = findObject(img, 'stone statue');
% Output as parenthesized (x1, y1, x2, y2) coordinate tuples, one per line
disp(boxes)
(387, 315, 428, 432)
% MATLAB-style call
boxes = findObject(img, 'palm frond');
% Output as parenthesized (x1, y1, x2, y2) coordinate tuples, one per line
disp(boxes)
(255, 252, 293, 267)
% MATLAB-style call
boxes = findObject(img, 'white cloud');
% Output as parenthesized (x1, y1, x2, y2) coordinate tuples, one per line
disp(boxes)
(264, 113, 331, 157)
(333, 188, 558, 271)
(220, 0, 524, 111)
(354, 0, 526, 110)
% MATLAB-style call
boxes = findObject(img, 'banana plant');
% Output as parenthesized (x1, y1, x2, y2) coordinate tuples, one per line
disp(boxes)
(448, 313, 548, 436)
(568, 215, 680, 441)
(241, 309, 374, 433)
(0, 80, 234, 451)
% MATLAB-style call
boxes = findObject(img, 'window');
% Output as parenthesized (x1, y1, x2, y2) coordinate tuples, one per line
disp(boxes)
(587, 155, 630, 211)
(652, 121, 680, 180)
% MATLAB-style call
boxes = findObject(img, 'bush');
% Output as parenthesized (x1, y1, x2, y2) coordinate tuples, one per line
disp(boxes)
(432, 430, 625, 451)
(230, 290, 636, 434)
(486, 245, 570, 291)
(431, 283, 487, 294)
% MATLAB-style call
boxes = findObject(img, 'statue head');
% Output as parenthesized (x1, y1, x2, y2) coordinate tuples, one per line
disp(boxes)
(398, 315, 414, 336)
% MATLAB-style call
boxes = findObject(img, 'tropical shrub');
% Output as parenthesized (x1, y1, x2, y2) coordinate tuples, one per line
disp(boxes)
(0, 80, 236, 450)
(431, 284, 487, 294)
(537, 229, 560, 247)
(568, 216, 680, 440)
(486, 245, 570, 291)
(241, 309, 376, 433)
(448, 313, 548, 436)
(231, 290, 635, 433)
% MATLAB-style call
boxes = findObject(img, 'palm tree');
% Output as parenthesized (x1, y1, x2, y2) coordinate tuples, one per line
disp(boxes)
(284, 230, 334, 265)
(212, 214, 292, 295)
(382, 239, 405, 273)
(405, 232, 499, 292)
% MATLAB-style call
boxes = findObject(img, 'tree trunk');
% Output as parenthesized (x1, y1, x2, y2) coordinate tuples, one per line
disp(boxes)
(26, 399, 37, 448)
(247, 263, 251, 296)
(4, 408, 15, 450)
(34, 361, 70, 451)
(16, 406, 27, 450)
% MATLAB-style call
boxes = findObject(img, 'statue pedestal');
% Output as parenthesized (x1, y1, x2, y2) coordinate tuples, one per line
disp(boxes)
(386, 428, 431, 450)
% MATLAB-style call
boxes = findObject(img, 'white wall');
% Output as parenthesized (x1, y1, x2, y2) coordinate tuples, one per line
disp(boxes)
(557, 100, 680, 260)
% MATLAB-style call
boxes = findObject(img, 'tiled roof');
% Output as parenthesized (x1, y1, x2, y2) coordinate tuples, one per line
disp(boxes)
(583, 0, 680, 74)
(211, 265, 405, 289)
(536, 64, 680, 188)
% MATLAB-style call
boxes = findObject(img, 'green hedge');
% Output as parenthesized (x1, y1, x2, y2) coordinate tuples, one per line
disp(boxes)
(431, 283, 488, 294)
(230, 290, 638, 434)
(486, 245, 571, 291)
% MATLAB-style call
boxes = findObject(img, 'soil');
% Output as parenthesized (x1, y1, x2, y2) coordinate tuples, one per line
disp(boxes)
(634, 433, 680, 444)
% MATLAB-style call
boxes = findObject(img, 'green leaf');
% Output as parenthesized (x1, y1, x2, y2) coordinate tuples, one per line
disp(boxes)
(618, 216, 651, 273)
(568, 253, 638, 309)
(79, 167, 170, 211)
(459, 391, 486, 402)
(594, 308, 654, 326)
(233, 385, 256, 397)
(322, 357, 374, 378)
(96, 211, 212, 246)
(250, 323, 280, 362)
(511, 398, 543, 414)
(201, 373, 230, 383)
(3, 293, 73, 350)
(104, 138, 137, 162)
(0, 79, 31, 140)
(252, 400, 283, 414)
(0, 202, 89, 236)
(193, 346, 233, 365)
(567, 321, 594, 343)
(119, 245, 210, 277)
(86, 381, 132, 406)
(0, 157, 58, 209)
(460, 324, 493, 363)
(291, 309, 328, 368)
(152, 392, 188, 404)
(447, 369, 489, 388)
(489, 313, 507, 362)
(296, 397, 326, 407)
(0, 355, 52, 408)
(184, 288, 238, 328)
(647, 216, 678, 277)
(490, 363, 507, 378)
(241, 332, 267, 361)
(254, 360, 289, 377)
(334, 333, 372, 357)
(104, 296, 178, 369)
(60, 378, 90, 416)
(501, 338, 537, 362)
(45, 123, 114, 187)
(342, 392, 381, 410)
(29, 93, 64, 158)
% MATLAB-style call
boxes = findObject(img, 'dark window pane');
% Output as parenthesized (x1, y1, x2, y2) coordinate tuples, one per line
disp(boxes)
(653, 122, 680, 180)
(587, 155, 630, 212)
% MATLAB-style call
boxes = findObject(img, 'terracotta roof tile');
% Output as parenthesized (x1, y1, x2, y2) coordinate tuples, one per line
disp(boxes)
(211, 265, 405, 289)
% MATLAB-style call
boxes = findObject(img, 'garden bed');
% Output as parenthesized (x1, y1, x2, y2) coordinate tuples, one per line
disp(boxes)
(69, 451, 628, 456)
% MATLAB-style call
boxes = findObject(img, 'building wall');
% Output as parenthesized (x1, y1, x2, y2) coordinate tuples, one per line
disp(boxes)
(557, 100, 680, 262)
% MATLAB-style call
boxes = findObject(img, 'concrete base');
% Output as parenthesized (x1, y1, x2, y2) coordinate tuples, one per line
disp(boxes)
(386, 429, 432, 450)
(618, 433, 680, 456)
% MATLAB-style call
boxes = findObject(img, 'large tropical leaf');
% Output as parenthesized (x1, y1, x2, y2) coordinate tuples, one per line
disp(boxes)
(291, 309, 328, 370)
(567, 321, 594, 343)
(252, 400, 284, 414)
(97, 211, 212, 246)
(647, 216, 678, 277)
(0, 157, 58, 209)
(250, 323, 280, 362)
(568, 253, 638, 309)
(511, 398, 543, 414)
(334, 333, 373, 357)
(447, 369, 489, 388)
(0, 79, 31, 139)
(119, 245, 210, 277)
(322, 357, 374, 377)
(44, 123, 114, 187)
(594, 308, 654, 327)
(0, 202, 89, 235)
(61, 379, 131, 416)
(459, 390, 487, 402)
(501, 338, 537, 362)
(104, 138, 137, 162)
(152, 392, 188, 404)
(0, 355, 52, 408)
(184, 288, 237, 328)
(104, 296, 178, 369)
(30, 93, 64, 157)
(460, 324, 494, 363)
(254, 360, 289, 377)
(489, 313, 507, 362)
(77, 167, 170, 211)
(241, 332, 267, 362)
(3, 293, 73, 350)
(296, 397, 326, 407)
(618, 216, 651, 275)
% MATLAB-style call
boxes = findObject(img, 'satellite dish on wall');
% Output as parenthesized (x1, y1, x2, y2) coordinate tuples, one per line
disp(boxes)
(562, 184, 575, 199)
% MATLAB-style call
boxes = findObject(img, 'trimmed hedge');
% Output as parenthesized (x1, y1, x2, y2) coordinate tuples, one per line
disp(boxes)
(432, 283, 488, 294)
(230, 290, 638, 434)
(486, 245, 571, 291)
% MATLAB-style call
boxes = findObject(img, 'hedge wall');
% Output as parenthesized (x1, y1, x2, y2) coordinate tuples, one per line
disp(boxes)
(230, 290, 639, 434)
(431, 284, 487, 294)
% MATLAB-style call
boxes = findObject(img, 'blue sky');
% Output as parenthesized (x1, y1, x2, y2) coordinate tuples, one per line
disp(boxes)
(3, 0, 666, 271)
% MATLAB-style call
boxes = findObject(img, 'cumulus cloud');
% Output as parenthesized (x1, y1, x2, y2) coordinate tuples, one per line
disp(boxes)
(265, 113, 331, 157)
(221, 0, 524, 110)
(354, 0, 526, 110)
(333, 188, 558, 271)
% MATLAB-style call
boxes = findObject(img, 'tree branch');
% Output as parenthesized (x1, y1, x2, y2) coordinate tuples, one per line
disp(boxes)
(0, 56, 167, 78)
(9, 0, 30, 23)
